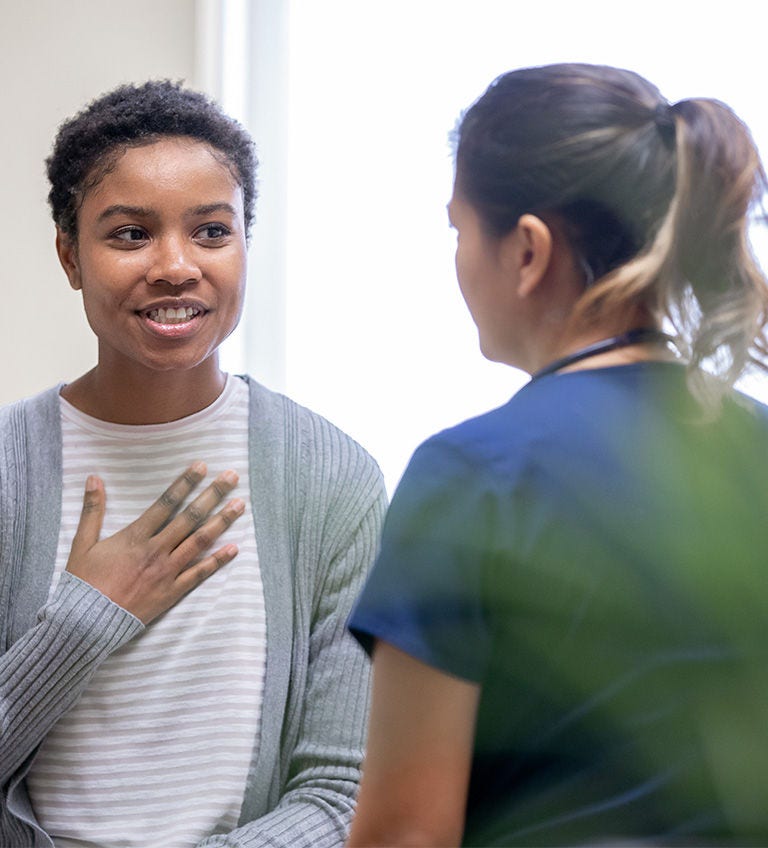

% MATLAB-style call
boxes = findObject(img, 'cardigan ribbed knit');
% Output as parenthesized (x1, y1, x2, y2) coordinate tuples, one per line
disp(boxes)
(0, 376, 386, 847)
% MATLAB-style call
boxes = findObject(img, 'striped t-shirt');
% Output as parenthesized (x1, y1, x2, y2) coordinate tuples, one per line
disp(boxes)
(27, 375, 266, 847)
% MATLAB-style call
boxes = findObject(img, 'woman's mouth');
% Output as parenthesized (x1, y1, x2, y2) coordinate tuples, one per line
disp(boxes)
(146, 306, 203, 325)
(139, 304, 208, 339)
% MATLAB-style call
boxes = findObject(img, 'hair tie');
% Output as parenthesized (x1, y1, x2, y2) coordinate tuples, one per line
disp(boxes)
(653, 101, 676, 148)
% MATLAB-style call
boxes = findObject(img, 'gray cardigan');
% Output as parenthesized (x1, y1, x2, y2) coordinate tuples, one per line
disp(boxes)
(0, 377, 387, 847)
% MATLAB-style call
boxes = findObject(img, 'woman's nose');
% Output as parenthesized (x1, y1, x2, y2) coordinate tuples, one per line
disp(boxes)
(147, 237, 202, 286)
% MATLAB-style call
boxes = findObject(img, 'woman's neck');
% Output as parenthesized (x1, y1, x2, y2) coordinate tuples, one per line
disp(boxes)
(531, 327, 677, 380)
(526, 297, 675, 373)
(60, 361, 227, 424)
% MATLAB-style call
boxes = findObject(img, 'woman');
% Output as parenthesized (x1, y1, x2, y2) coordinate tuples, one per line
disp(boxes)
(348, 64, 768, 846)
(0, 81, 386, 846)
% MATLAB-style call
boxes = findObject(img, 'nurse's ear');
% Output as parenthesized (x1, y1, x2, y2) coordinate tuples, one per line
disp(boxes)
(56, 228, 82, 291)
(499, 214, 553, 299)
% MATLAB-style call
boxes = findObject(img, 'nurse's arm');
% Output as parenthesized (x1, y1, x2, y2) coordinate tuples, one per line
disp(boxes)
(347, 641, 480, 848)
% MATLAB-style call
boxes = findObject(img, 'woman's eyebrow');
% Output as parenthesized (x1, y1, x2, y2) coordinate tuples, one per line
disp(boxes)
(189, 202, 239, 217)
(97, 204, 154, 222)
(95, 203, 238, 223)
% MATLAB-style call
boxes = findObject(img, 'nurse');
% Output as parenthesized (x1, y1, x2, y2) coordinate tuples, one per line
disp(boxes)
(349, 63, 768, 846)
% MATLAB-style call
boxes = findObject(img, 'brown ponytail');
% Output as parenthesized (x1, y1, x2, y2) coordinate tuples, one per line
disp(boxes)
(575, 97, 768, 407)
(662, 99, 768, 403)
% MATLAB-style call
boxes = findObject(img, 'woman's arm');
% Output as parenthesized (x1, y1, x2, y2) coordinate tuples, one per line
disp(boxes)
(348, 641, 480, 848)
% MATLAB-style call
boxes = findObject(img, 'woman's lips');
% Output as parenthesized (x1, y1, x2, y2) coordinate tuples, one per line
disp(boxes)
(147, 305, 202, 324)
(139, 305, 207, 338)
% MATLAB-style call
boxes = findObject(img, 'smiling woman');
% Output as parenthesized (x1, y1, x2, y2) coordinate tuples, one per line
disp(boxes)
(0, 81, 386, 848)
(56, 137, 248, 422)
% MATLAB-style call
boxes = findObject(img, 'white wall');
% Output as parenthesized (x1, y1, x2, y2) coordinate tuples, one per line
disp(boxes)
(0, 0, 199, 405)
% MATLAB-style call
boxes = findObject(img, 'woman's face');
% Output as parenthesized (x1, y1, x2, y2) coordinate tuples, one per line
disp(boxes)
(58, 137, 247, 380)
(448, 187, 523, 366)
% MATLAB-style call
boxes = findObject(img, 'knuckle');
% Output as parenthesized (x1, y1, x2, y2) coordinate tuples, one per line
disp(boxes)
(183, 504, 205, 527)
(194, 529, 214, 551)
(190, 562, 214, 589)
(211, 480, 229, 499)
(125, 525, 144, 548)
(81, 494, 101, 514)
(213, 549, 230, 567)
(143, 547, 163, 569)
(159, 489, 180, 510)
(182, 469, 201, 487)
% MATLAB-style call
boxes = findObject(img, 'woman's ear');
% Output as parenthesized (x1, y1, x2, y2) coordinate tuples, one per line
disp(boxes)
(56, 228, 82, 291)
(502, 213, 553, 298)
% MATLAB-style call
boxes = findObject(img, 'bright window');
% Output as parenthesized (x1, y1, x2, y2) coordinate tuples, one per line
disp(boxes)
(217, 0, 768, 491)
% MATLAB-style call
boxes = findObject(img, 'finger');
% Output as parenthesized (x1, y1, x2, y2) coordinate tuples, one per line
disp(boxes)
(160, 470, 240, 549)
(67, 475, 106, 565)
(133, 462, 208, 537)
(172, 497, 246, 564)
(173, 543, 239, 596)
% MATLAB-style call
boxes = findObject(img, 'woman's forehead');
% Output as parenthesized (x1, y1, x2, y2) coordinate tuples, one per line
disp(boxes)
(86, 135, 236, 185)
(82, 137, 244, 211)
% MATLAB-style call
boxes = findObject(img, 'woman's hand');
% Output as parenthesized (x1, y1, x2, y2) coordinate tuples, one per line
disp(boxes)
(65, 461, 245, 624)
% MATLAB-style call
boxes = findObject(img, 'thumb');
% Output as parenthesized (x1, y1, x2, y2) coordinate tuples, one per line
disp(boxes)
(69, 475, 106, 560)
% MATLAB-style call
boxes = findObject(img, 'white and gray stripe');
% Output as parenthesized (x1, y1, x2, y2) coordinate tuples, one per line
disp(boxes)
(26, 375, 266, 848)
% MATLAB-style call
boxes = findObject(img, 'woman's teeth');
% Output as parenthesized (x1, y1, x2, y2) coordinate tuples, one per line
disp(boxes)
(147, 306, 201, 324)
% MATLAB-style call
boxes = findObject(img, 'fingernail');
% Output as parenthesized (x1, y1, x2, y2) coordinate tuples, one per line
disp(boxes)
(221, 470, 239, 487)
(230, 497, 245, 514)
(190, 461, 207, 476)
(86, 475, 99, 492)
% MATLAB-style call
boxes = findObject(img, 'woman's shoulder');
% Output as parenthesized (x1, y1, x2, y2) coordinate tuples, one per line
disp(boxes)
(406, 363, 689, 483)
(239, 374, 385, 504)
(241, 375, 378, 461)
(0, 384, 62, 440)
(414, 377, 561, 468)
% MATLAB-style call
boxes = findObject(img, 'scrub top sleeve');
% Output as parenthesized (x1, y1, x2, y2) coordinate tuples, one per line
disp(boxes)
(349, 437, 495, 684)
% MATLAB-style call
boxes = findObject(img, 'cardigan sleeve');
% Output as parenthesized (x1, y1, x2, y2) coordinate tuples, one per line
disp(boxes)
(0, 572, 143, 785)
(197, 423, 387, 848)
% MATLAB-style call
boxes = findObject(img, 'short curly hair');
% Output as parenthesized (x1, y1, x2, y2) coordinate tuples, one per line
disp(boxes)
(47, 79, 258, 240)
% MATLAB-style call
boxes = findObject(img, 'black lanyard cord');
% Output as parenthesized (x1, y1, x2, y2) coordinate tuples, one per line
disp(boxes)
(531, 328, 677, 381)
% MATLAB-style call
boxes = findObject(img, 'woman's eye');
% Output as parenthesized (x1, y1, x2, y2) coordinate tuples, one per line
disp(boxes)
(195, 223, 231, 242)
(112, 227, 147, 243)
